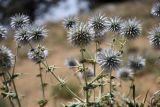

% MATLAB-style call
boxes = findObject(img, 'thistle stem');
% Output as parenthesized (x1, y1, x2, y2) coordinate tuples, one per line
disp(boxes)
(38, 63, 46, 100)
(109, 72, 113, 107)
(2, 71, 15, 107)
(7, 71, 21, 107)
(132, 79, 136, 107)
(80, 48, 89, 106)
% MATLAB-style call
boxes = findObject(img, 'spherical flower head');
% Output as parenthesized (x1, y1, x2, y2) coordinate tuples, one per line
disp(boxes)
(0, 46, 14, 71)
(68, 23, 93, 48)
(63, 16, 79, 30)
(128, 54, 145, 71)
(117, 67, 133, 80)
(10, 14, 30, 29)
(15, 26, 31, 45)
(148, 25, 160, 49)
(27, 45, 48, 63)
(0, 25, 7, 41)
(93, 32, 107, 44)
(121, 18, 142, 40)
(29, 25, 48, 43)
(64, 57, 79, 69)
(97, 48, 121, 72)
(151, 2, 160, 17)
(88, 13, 108, 33)
(106, 17, 122, 33)
(81, 67, 94, 79)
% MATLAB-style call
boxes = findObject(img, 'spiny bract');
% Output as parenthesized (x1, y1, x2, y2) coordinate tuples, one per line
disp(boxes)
(64, 57, 79, 69)
(63, 16, 79, 30)
(117, 67, 133, 80)
(0, 25, 7, 41)
(151, 2, 160, 17)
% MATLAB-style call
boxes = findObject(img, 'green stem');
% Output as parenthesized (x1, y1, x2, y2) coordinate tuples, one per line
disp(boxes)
(109, 72, 113, 107)
(80, 48, 89, 106)
(2, 71, 15, 107)
(7, 71, 21, 107)
(39, 63, 46, 100)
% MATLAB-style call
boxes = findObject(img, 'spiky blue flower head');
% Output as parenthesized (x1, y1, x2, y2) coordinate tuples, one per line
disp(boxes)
(15, 26, 31, 45)
(29, 25, 48, 43)
(93, 32, 107, 44)
(68, 23, 93, 48)
(27, 45, 48, 63)
(151, 2, 160, 17)
(88, 13, 108, 33)
(0, 25, 7, 41)
(64, 57, 79, 69)
(10, 14, 30, 29)
(0, 46, 14, 71)
(63, 16, 79, 30)
(81, 67, 94, 79)
(128, 54, 145, 71)
(106, 17, 123, 33)
(97, 48, 121, 72)
(117, 67, 133, 80)
(148, 25, 160, 49)
(121, 18, 142, 40)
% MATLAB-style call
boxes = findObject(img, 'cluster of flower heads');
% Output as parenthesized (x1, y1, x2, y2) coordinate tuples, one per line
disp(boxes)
(151, 1, 160, 17)
(63, 13, 142, 48)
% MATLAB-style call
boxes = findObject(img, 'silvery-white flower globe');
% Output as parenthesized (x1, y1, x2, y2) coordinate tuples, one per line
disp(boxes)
(148, 25, 160, 49)
(0, 25, 7, 41)
(151, 2, 160, 17)
(63, 16, 79, 30)
(0, 46, 14, 71)
(64, 57, 79, 69)
(117, 67, 133, 80)
(106, 17, 122, 33)
(27, 45, 48, 63)
(97, 48, 121, 72)
(68, 23, 93, 48)
(128, 54, 145, 71)
(121, 18, 142, 40)
(88, 13, 108, 33)
(10, 14, 30, 29)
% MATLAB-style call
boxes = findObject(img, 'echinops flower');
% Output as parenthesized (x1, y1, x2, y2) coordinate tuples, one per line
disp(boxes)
(151, 2, 160, 17)
(88, 13, 108, 33)
(81, 67, 94, 79)
(10, 14, 30, 29)
(128, 54, 145, 71)
(97, 48, 121, 72)
(68, 23, 93, 48)
(0, 46, 14, 71)
(63, 16, 79, 30)
(117, 67, 133, 80)
(64, 57, 79, 69)
(0, 25, 7, 41)
(107, 17, 122, 33)
(148, 25, 160, 49)
(15, 26, 31, 45)
(29, 25, 48, 43)
(28, 45, 48, 63)
(121, 18, 142, 40)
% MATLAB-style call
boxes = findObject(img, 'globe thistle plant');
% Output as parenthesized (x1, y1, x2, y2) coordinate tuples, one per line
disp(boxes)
(0, 25, 7, 41)
(121, 18, 142, 40)
(128, 54, 145, 71)
(88, 13, 108, 33)
(117, 67, 133, 80)
(148, 25, 160, 49)
(68, 23, 93, 48)
(97, 48, 121, 72)
(10, 14, 30, 29)
(151, 2, 160, 17)
(29, 25, 48, 43)
(27, 45, 48, 63)
(63, 16, 79, 30)
(64, 57, 79, 69)
(106, 17, 122, 33)
(15, 26, 31, 45)
(81, 67, 94, 79)
(0, 46, 14, 71)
